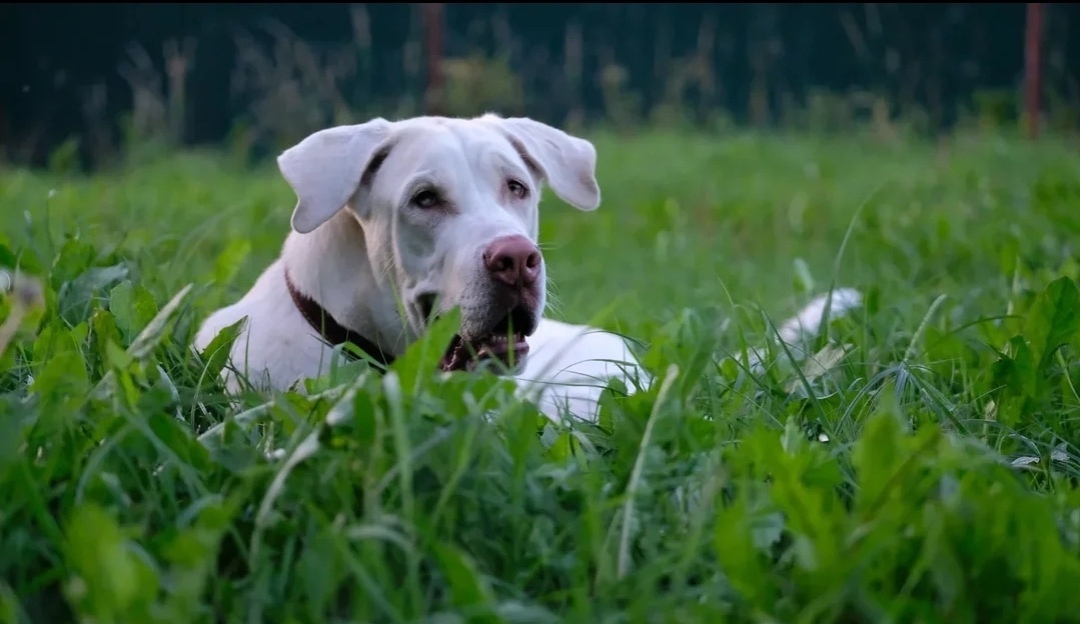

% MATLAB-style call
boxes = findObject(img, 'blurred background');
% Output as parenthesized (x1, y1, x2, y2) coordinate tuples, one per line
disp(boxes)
(2, 3, 1078, 171)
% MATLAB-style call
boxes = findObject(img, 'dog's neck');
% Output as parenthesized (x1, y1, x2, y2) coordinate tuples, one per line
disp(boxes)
(280, 210, 410, 356)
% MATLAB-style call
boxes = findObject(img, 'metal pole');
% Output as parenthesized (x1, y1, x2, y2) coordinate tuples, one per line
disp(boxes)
(423, 3, 444, 116)
(1024, 3, 1044, 140)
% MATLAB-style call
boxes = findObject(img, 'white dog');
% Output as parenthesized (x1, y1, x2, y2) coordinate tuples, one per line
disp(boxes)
(194, 114, 860, 423)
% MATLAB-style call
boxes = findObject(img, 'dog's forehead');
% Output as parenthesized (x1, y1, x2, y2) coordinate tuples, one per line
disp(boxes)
(382, 118, 525, 180)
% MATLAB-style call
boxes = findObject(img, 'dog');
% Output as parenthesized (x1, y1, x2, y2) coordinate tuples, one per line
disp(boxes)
(194, 113, 860, 423)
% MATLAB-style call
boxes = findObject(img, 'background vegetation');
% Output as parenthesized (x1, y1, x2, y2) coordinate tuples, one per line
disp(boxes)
(3, 3, 1079, 168)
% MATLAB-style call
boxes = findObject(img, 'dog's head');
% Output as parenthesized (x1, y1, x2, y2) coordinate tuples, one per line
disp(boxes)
(277, 114, 600, 372)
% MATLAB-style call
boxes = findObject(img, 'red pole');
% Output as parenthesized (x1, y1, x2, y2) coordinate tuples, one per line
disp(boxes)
(1024, 3, 1044, 140)
(423, 3, 444, 116)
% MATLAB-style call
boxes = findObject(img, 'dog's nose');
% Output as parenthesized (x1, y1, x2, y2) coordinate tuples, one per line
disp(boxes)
(483, 235, 542, 289)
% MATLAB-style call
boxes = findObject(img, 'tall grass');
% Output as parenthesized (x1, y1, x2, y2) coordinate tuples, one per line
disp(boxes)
(3, 128, 1080, 621)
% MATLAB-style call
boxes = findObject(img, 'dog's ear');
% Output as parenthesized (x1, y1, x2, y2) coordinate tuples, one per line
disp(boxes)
(480, 114, 601, 211)
(278, 119, 393, 234)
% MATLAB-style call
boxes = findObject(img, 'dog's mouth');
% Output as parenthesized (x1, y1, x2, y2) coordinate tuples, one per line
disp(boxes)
(440, 330, 529, 373)
(417, 295, 532, 372)
(441, 307, 534, 372)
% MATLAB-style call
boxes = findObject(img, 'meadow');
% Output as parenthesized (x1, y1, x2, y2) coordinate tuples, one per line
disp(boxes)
(3, 127, 1080, 623)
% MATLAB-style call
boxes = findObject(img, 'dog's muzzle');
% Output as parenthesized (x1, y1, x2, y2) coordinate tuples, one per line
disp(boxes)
(431, 234, 544, 373)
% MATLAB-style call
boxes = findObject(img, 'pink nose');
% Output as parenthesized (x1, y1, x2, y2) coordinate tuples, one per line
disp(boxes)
(483, 235, 542, 289)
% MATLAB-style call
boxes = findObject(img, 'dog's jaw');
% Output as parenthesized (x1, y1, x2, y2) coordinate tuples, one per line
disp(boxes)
(436, 303, 539, 373)
(440, 333, 529, 373)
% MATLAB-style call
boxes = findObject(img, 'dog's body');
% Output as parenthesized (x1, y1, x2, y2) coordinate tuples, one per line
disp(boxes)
(195, 114, 651, 422)
(195, 114, 859, 423)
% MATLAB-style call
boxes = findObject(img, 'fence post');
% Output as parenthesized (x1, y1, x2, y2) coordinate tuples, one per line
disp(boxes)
(423, 3, 444, 116)
(1024, 3, 1044, 140)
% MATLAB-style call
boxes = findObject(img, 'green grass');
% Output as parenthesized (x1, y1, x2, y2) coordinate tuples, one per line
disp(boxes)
(4, 128, 1080, 623)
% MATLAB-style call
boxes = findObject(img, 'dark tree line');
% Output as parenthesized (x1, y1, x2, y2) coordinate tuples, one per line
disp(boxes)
(2, 3, 1077, 169)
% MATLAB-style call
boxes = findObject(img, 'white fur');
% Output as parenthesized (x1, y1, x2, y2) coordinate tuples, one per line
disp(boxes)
(194, 114, 861, 424)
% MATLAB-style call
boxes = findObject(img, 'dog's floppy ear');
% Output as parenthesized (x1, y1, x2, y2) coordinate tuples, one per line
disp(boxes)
(480, 114, 601, 211)
(278, 118, 393, 234)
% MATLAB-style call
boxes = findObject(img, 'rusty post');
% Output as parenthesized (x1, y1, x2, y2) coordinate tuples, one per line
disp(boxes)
(422, 3, 444, 116)
(1024, 3, 1044, 140)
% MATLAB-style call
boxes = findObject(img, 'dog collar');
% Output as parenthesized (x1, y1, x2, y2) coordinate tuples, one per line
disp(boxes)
(284, 269, 395, 368)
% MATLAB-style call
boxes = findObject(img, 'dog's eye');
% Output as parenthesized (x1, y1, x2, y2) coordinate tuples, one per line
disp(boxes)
(507, 180, 528, 199)
(411, 189, 440, 208)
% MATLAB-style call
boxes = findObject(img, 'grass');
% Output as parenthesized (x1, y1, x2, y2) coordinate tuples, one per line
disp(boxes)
(3, 127, 1080, 623)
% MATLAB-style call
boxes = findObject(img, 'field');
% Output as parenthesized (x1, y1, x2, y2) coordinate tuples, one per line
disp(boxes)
(4, 128, 1080, 623)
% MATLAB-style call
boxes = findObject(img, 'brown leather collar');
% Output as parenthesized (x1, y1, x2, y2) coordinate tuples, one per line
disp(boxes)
(284, 269, 394, 368)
